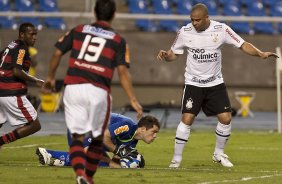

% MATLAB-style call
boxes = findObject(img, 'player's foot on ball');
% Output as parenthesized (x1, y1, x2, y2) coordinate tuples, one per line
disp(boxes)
(212, 153, 234, 167)
(169, 160, 180, 168)
(36, 147, 51, 165)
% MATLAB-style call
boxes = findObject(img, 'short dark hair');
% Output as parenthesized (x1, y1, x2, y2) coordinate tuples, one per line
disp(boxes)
(138, 115, 160, 130)
(94, 0, 116, 21)
(19, 22, 35, 34)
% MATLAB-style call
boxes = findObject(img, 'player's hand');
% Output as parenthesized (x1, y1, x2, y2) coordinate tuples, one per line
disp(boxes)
(41, 79, 56, 93)
(260, 52, 279, 59)
(157, 50, 168, 61)
(130, 98, 143, 119)
(114, 145, 138, 158)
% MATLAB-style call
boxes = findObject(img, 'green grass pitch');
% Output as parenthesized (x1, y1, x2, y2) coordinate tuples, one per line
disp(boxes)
(0, 129, 282, 184)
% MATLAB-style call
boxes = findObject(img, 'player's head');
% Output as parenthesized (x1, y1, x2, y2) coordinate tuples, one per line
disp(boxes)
(94, 0, 116, 22)
(19, 22, 37, 46)
(137, 115, 160, 144)
(190, 3, 210, 32)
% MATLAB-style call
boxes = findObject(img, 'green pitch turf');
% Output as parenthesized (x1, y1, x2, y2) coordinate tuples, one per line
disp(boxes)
(0, 129, 282, 184)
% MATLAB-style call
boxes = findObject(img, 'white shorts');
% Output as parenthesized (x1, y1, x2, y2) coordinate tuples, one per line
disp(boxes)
(63, 84, 111, 138)
(0, 96, 38, 126)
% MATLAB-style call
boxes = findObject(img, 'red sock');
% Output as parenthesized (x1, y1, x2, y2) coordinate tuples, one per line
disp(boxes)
(0, 130, 20, 146)
(69, 140, 86, 177)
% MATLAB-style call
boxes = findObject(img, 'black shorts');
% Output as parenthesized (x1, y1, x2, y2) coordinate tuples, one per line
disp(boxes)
(181, 83, 231, 116)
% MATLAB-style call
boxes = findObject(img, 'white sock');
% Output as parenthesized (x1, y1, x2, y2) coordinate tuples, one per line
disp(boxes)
(214, 122, 231, 155)
(172, 121, 191, 163)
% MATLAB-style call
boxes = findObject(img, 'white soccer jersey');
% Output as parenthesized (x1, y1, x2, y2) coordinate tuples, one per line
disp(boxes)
(171, 20, 244, 87)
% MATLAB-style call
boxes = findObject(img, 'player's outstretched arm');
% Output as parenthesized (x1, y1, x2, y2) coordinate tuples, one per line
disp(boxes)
(117, 65, 143, 119)
(43, 49, 63, 92)
(157, 49, 178, 62)
(240, 42, 279, 59)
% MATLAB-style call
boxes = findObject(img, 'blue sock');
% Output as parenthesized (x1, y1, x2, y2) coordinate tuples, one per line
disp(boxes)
(46, 149, 71, 166)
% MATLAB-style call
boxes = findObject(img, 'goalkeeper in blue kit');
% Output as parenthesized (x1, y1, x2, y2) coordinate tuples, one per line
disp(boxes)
(36, 113, 160, 168)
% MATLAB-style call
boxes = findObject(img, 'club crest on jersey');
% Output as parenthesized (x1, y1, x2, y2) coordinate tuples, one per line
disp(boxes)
(186, 98, 193, 110)
(114, 125, 129, 135)
(212, 34, 219, 42)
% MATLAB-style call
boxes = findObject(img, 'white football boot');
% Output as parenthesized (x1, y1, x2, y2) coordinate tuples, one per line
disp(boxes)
(212, 153, 234, 167)
(169, 160, 181, 168)
(36, 147, 51, 165)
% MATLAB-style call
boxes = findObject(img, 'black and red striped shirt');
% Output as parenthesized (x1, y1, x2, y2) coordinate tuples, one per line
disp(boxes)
(0, 40, 31, 96)
(55, 21, 130, 92)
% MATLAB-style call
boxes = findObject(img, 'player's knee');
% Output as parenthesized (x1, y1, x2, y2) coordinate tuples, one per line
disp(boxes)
(218, 114, 232, 125)
(30, 119, 41, 132)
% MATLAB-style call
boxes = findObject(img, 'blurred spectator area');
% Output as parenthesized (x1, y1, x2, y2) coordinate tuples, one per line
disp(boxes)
(0, 0, 281, 33)
(0, 0, 66, 30)
(125, 0, 282, 34)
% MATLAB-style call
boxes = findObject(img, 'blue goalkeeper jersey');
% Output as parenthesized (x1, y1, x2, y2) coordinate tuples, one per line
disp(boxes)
(67, 113, 138, 148)
(108, 113, 138, 148)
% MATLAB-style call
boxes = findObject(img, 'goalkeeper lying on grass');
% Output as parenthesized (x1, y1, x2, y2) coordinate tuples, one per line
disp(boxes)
(36, 113, 160, 168)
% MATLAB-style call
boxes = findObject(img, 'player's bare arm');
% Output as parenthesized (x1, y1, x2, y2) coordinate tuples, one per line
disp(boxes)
(240, 42, 279, 59)
(43, 48, 63, 92)
(13, 68, 44, 87)
(117, 65, 143, 119)
(157, 49, 178, 62)
(103, 129, 116, 152)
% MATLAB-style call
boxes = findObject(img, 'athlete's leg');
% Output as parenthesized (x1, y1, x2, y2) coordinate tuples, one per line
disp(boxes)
(0, 118, 41, 146)
(169, 113, 195, 168)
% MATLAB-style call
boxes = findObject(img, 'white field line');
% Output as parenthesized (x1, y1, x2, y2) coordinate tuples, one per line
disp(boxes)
(3, 143, 63, 149)
(198, 174, 282, 184)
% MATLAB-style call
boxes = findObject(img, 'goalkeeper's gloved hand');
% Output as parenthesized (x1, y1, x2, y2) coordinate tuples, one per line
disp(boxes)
(113, 145, 138, 158)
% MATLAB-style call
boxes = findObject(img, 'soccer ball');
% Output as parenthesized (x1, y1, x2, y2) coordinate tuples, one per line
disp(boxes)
(120, 154, 144, 168)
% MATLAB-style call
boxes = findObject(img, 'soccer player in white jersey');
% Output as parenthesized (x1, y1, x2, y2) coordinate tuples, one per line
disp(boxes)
(157, 3, 278, 168)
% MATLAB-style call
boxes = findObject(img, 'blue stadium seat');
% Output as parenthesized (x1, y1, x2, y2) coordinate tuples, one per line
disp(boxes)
(270, 1, 282, 33)
(128, 0, 158, 32)
(152, 0, 179, 32)
(0, 17, 17, 29)
(222, 2, 253, 34)
(15, 0, 35, 12)
(38, 0, 58, 12)
(239, 0, 253, 7)
(0, 0, 17, 29)
(44, 17, 66, 30)
(217, 0, 237, 6)
(0, 0, 10, 11)
(38, 0, 66, 30)
(176, 0, 192, 15)
(262, 0, 277, 7)
(246, 1, 276, 34)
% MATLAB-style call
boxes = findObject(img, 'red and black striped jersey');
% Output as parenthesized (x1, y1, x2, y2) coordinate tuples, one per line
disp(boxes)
(55, 21, 130, 92)
(0, 40, 31, 96)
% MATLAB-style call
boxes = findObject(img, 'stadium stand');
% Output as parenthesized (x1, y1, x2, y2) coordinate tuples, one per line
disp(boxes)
(15, 0, 43, 30)
(38, 0, 66, 30)
(151, 0, 179, 32)
(127, 0, 158, 32)
(0, 0, 17, 29)
(222, 1, 254, 34)
(270, 1, 282, 33)
(246, 0, 277, 34)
